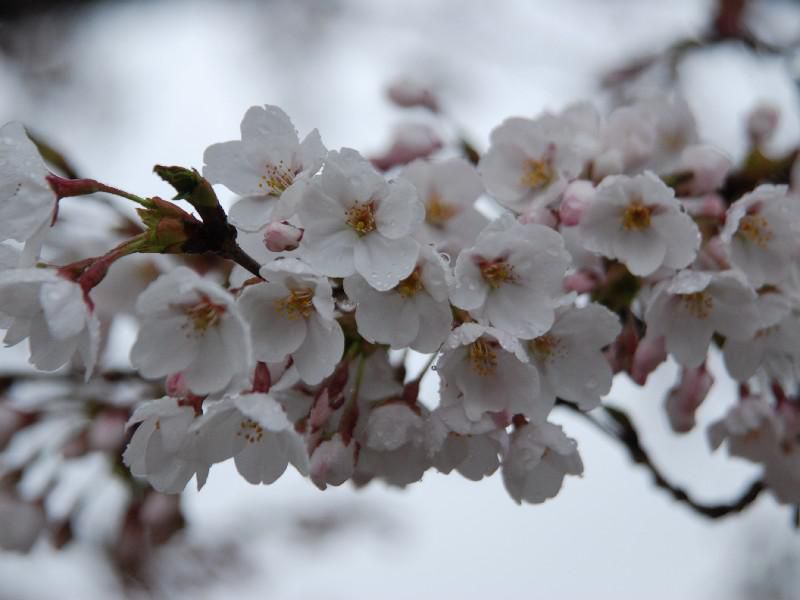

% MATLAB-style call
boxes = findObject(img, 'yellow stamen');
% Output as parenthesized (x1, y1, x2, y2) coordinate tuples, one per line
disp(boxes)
(257, 159, 296, 195)
(680, 291, 713, 319)
(520, 158, 554, 190)
(426, 191, 460, 228)
(346, 201, 377, 236)
(737, 214, 773, 248)
(480, 259, 514, 289)
(395, 267, 424, 298)
(529, 334, 560, 361)
(621, 200, 652, 231)
(274, 287, 315, 320)
(183, 295, 226, 332)
(236, 418, 264, 443)
(468, 339, 498, 376)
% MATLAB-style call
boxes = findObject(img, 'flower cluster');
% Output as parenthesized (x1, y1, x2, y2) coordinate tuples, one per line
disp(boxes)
(1, 93, 800, 530)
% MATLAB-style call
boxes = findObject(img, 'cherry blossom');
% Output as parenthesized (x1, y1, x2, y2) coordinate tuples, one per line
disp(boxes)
(297, 148, 424, 291)
(502, 421, 583, 505)
(238, 259, 343, 385)
(0, 122, 56, 246)
(130, 267, 252, 394)
(0, 268, 100, 376)
(203, 105, 326, 230)
(578, 171, 700, 276)
(449, 216, 570, 339)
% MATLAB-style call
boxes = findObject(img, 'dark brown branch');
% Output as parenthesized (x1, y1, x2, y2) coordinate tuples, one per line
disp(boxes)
(557, 400, 766, 520)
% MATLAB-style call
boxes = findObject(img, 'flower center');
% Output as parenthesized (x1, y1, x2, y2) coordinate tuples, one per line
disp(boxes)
(479, 258, 514, 289)
(621, 201, 652, 231)
(183, 295, 226, 333)
(520, 158, 554, 190)
(737, 214, 773, 248)
(529, 334, 561, 362)
(346, 201, 377, 236)
(274, 287, 315, 320)
(258, 160, 296, 195)
(468, 339, 498, 376)
(426, 191, 460, 228)
(679, 291, 713, 319)
(237, 418, 264, 444)
(395, 266, 424, 298)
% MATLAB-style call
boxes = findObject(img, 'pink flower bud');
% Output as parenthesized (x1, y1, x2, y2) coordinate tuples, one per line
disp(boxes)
(747, 104, 779, 145)
(264, 221, 303, 252)
(630, 334, 667, 385)
(310, 434, 356, 490)
(676, 145, 732, 195)
(559, 180, 595, 226)
(387, 79, 439, 113)
(665, 364, 714, 433)
(166, 372, 189, 397)
(371, 124, 443, 171)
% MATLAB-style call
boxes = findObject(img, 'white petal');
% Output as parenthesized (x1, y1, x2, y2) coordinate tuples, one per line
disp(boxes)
(353, 234, 419, 291)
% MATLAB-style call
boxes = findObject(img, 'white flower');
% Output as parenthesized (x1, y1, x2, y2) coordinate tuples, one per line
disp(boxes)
(122, 397, 209, 494)
(343, 244, 452, 352)
(449, 216, 570, 339)
(0, 122, 56, 245)
(238, 259, 344, 385)
(203, 105, 326, 231)
(502, 421, 583, 504)
(298, 148, 424, 291)
(310, 433, 355, 490)
(437, 323, 542, 422)
(0, 268, 100, 376)
(400, 157, 487, 254)
(578, 171, 700, 276)
(427, 406, 508, 481)
(708, 398, 784, 464)
(192, 392, 308, 485)
(526, 303, 620, 416)
(479, 114, 585, 212)
(644, 270, 759, 368)
(720, 185, 800, 287)
(130, 267, 252, 394)
(673, 144, 732, 195)
(356, 402, 430, 487)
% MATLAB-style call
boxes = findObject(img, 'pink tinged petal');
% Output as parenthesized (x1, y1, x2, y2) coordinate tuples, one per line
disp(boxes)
(664, 314, 714, 368)
(457, 436, 501, 481)
(292, 314, 344, 385)
(478, 143, 530, 207)
(353, 287, 418, 348)
(552, 304, 621, 348)
(238, 283, 306, 361)
(353, 234, 419, 291)
(182, 328, 236, 394)
(449, 254, 489, 310)
(39, 280, 86, 340)
(0, 123, 54, 243)
(202, 140, 264, 196)
(300, 229, 357, 278)
(429, 157, 484, 206)
(410, 293, 452, 353)
(299, 129, 326, 173)
(27, 316, 78, 371)
(130, 316, 197, 378)
(235, 435, 289, 484)
(375, 178, 424, 239)
(297, 184, 347, 236)
(651, 211, 700, 270)
(122, 421, 154, 476)
(241, 105, 298, 147)
(486, 284, 554, 339)
(613, 230, 667, 276)
(723, 338, 764, 381)
(228, 195, 275, 232)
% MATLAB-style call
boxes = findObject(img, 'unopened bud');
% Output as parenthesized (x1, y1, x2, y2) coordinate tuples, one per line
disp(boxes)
(559, 180, 595, 226)
(665, 364, 714, 433)
(387, 78, 439, 113)
(264, 221, 303, 252)
(747, 104, 779, 146)
(630, 334, 667, 385)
